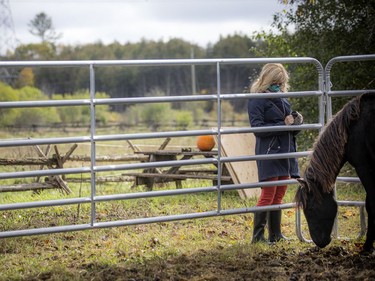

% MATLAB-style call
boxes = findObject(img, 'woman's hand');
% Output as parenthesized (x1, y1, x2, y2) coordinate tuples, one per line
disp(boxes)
(284, 115, 294, 125)
(292, 111, 303, 125)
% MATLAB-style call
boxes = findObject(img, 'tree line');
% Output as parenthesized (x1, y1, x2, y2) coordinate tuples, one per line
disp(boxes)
(4, 35, 258, 112)
(1, 0, 374, 129)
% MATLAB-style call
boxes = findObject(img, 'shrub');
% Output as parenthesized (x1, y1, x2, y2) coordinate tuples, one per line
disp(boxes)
(53, 91, 111, 126)
(0, 82, 19, 127)
(141, 103, 171, 131)
(175, 110, 193, 130)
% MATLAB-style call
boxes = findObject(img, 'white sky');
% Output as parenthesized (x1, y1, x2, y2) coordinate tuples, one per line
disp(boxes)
(9, 0, 286, 48)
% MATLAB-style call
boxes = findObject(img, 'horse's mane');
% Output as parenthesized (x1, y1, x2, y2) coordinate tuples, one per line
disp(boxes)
(304, 95, 362, 194)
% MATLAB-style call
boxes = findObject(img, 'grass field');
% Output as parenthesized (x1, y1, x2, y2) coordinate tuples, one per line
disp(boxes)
(0, 127, 370, 280)
(0, 182, 368, 280)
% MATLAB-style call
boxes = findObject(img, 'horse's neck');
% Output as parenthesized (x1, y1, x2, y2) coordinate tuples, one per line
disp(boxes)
(307, 155, 346, 194)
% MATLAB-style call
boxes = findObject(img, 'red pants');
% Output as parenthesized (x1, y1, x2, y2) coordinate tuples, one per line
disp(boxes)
(256, 176, 290, 206)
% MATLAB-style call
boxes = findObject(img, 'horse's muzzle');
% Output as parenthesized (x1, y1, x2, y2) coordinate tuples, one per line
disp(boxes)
(312, 234, 331, 248)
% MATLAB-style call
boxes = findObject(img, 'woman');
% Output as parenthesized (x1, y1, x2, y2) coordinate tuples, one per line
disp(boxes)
(247, 63, 302, 243)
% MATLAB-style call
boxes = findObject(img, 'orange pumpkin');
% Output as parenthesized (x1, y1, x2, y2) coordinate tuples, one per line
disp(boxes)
(196, 135, 215, 151)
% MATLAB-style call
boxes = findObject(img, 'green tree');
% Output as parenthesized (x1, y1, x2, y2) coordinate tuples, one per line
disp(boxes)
(28, 12, 62, 43)
(13, 42, 56, 60)
(274, 0, 375, 63)
(15, 67, 35, 88)
(253, 0, 375, 151)
(209, 34, 259, 112)
(255, 0, 375, 119)
(12, 42, 59, 97)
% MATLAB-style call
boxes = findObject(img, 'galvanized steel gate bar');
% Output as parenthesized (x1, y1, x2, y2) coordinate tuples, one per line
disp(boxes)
(295, 54, 375, 242)
(324, 54, 375, 240)
(0, 56, 369, 241)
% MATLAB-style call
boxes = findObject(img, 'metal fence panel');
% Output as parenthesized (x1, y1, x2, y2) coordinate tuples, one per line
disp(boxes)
(0, 56, 354, 240)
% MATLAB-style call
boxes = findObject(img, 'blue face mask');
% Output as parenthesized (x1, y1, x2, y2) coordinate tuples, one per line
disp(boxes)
(268, 84, 281, 92)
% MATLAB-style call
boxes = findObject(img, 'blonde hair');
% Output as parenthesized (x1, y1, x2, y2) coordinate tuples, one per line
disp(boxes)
(250, 63, 290, 93)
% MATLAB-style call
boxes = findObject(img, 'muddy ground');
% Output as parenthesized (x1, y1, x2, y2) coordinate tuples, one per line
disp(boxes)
(31, 242, 375, 281)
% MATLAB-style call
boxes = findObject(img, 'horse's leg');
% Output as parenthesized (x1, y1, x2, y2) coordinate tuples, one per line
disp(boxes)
(364, 194, 375, 252)
(355, 168, 375, 252)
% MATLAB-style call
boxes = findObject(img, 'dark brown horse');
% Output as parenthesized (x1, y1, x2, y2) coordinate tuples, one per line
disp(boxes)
(295, 93, 375, 252)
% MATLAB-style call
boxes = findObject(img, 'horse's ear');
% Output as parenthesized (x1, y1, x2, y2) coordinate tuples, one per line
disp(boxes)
(295, 178, 309, 206)
(297, 178, 308, 189)
(297, 178, 310, 191)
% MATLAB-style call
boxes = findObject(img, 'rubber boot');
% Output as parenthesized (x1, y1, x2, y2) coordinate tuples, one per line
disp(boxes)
(268, 210, 288, 242)
(251, 211, 268, 243)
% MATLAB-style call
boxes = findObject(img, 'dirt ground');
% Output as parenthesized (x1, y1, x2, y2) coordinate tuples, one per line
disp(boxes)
(112, 247, 373, 281)
(29, 242, 374, 281)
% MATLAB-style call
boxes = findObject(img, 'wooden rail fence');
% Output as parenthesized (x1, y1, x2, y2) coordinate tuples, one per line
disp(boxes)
(0, 138, 231, 193)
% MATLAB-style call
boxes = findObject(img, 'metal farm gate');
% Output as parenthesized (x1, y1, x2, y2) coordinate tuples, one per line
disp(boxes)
(0, 55, 374, 241)
(324, 54, 375, 240)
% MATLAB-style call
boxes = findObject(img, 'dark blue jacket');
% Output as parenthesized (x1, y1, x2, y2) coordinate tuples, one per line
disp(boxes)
(248, 97, 300, 181)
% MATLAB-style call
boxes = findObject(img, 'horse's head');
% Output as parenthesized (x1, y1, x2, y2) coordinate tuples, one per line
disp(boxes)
(295, 178, 338, 248)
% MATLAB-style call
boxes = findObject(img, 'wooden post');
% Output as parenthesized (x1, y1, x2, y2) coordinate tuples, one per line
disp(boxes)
(33, 144, 74, 195)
